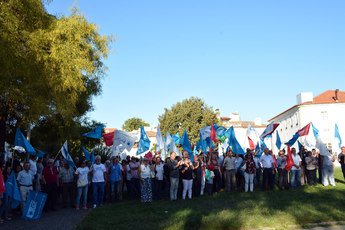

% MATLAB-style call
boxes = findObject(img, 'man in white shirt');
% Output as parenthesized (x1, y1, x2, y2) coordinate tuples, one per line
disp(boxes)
(223, 150, 236, 192)
(17, 161, 34, 208)
(29, 155, 37, 190)
(260, 148, 274, 190)
(91, 155, 107, 208)
(290, 148, 302, 189)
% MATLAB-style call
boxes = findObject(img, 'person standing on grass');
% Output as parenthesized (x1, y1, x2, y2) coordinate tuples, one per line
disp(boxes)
(59, 160, 75, 208)
(75, 160, 90, 210)
(337, 146, 345, 180)
(129, 156, 141, 199)
(42, 159, 59, 211)
(205, 166, 215, 196)
(290, 148, 302, 189)
(243, 149, 256, 192)
(154, 156, 164, 200)
(109, 156, 122, 202)
(91, 155, 107, 208)
(181, 156, 194, 200)
(277, 150, 288, 190)
(260, 148, 274, 190)
(305, 151, 318, 185)
(139, 158, 152, 203)
(223, 149, 236, 192)
(322, 152, 336, 187)
(168, 152, 182, 201)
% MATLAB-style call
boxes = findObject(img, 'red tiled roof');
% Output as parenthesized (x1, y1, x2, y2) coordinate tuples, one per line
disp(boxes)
(146, 131, 157, 138)
(313, 90, 345, 103)
(268, 90, 345, 122)
(220, 116, 231, 121)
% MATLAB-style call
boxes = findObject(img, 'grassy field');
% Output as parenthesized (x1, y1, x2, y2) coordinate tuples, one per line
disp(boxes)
(78, 168, 345, 230)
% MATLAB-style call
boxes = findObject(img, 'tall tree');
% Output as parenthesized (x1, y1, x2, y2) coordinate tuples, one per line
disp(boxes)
(122, 117, 149, 132)
(0, 1, 110, 154)
(158, 97, 217, 144)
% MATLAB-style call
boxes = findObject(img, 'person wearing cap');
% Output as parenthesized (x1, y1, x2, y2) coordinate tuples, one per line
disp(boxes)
(75, 160, 90, 210)
(139, 157, 152, 202)
(42, 159, 59, 211)
(91, 155, 107, 208)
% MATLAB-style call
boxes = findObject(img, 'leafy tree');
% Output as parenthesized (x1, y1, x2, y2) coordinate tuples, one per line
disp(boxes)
(0, 1, 110, 155)
(122, 117, 149, 132)
(158, 97, 217, 144)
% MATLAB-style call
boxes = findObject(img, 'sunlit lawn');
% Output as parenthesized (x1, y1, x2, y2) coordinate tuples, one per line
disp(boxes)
(78, 168, 345, 230)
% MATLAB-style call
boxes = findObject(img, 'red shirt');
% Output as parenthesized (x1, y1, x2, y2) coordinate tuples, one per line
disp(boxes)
(43, 166, 59, 183)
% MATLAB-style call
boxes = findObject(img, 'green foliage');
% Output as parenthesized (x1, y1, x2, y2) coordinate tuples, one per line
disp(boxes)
(0, 1, 110, 153)
(0, 1, 109, 130)
(158, 97, 217, 144)
(122, 117, 149, 132)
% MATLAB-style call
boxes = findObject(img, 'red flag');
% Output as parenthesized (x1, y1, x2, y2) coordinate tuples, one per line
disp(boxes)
(144, 151, 153, 161)
(210, 123, 218, 142)
(272, 153, 277, 168)
(248, 136, 255, 150)
(285, 145, 294, 171)
(103, 132, 114, 146)
(297, 123, 311, 137)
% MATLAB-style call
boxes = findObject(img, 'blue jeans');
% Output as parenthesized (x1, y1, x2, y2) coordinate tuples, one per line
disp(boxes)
(291, 169, 301, 189)
(92, 182, 105, 205)
(110, 181, 120, 201)
(76, 185, 88, 206)
(170, 177, 179, 200)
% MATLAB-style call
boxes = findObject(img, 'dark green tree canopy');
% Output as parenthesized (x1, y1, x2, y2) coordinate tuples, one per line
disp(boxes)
(0, 0, 110, 154)
(122, 117, 149, 132)
(158, 97, 217, 144)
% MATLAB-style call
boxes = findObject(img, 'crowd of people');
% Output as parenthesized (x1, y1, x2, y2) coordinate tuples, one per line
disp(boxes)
(0, 145, 344, 224)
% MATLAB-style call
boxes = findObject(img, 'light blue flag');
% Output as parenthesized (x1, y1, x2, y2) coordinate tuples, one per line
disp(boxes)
(173, 133, 180, 145)
(137, 126, 151, 155)
(14, 128, 36, 155)
(22, 191, 47, 220)
(82, 125, 104, 139)
(335, 124, 342, 149)
(214, 124, 227, 137)
(227, 127, 245, 155)
(312, 123, 319, 139)
(200, 126, 211, 140)
(60, 141, 76, 168)
(156, 126, 165, 153)
(196, 132, 207, 153)
(82, 146, 94, 163)
(298, 141, 304, 152)
(256, 139, 267, 158)
(181, 130, 192, 154)
(5, 171, 22, 208)
(276, 131, 282, 150)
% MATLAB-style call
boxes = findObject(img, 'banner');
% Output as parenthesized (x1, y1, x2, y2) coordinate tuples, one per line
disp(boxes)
(22, 191, 47, 220)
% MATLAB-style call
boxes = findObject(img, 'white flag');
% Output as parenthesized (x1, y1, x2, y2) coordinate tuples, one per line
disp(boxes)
(171, 138, 181, 157)
(60, 141, 75, 167)
(113, 130, 136, 152)
(156, 126, 165, 153)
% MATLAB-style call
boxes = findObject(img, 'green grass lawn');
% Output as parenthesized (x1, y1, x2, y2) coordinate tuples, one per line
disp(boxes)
(78, 168, 345, 230)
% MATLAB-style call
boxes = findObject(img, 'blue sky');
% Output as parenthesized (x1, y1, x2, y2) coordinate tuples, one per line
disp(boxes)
(46, 0, 345, 128)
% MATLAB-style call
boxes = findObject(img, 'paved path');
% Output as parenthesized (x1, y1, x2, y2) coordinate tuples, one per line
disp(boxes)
(1, 208, 90, 230)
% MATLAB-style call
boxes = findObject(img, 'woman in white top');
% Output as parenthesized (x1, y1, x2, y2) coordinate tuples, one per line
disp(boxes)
(139, 158, 152, 202)
(75, 160, 90, 210)
(154, 156, 164, 200)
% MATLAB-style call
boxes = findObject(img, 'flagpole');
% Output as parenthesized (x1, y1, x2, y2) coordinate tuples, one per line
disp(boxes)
(53, 149, 62, 161)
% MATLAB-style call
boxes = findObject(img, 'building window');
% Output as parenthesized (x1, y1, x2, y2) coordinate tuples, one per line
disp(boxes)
(321, 111, 328, 120)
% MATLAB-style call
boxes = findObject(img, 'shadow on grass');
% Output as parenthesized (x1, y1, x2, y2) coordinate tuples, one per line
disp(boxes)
(78, 169, 345, 230)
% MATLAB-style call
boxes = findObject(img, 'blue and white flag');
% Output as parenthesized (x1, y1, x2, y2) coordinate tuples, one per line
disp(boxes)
(173, 133, 180, 145)
(276, 131, 282, 150)
(181, 130, 192, 154)
(227, 127, 245, 155)
(137, 126, 151, 155)
(22, 191, 47, 220)
(200, 126, 211, 140)
(165, 132, 172, 151)
(214, 124, 227, 137)
(335, 124, 342, 149)
(14, 128, 36, 155)
(114, 130, 136, 152)
(82, 125, 104, 139)
(171, 136, 181, 157)
(156, 126, 165, 153)
(60, 141, 75, 168)
(5, 171, 22, 208)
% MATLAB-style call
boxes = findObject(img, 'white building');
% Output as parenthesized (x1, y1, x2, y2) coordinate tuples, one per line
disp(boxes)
(268, 89, 345, 154)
